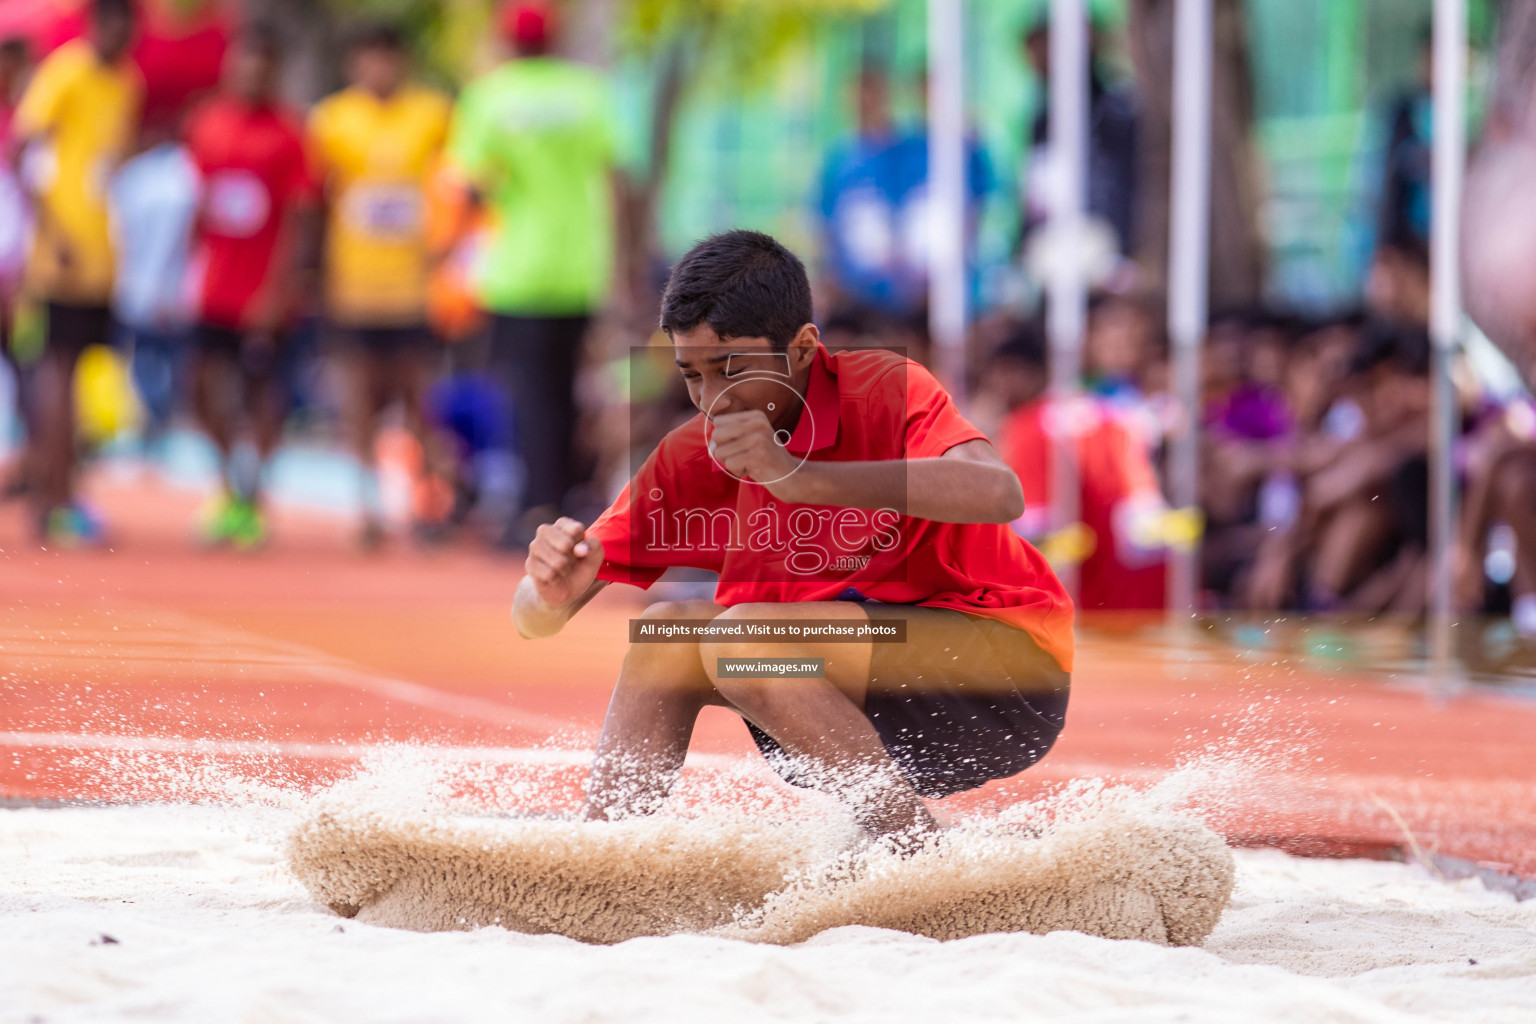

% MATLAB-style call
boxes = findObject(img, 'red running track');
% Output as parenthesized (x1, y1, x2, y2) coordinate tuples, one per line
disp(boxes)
(3, 479, 1534, 880)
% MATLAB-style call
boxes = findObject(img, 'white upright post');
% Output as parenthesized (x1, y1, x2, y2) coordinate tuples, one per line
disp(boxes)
(1048, 0, 1089, 599)
(928, 0, 968, 397)
(1166, 0, 1213, 619)
(1430, 0, 1466, 673)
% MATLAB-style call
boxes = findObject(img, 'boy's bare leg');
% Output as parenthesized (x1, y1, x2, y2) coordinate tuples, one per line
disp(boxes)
(192, 350, 238, 472)
(584, 599, 726, 821)
(701, 602, 937, 840)
(586, 599, 934, 838)
(29, 346, 78, 518)
(340, 347, 386, 541)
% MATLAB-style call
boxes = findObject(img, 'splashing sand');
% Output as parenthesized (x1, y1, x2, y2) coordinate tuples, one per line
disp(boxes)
(285, 792, 1234, 946)
(287, 810, 849, 942)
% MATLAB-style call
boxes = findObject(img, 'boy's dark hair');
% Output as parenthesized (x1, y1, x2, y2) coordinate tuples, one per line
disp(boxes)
(240, 22, 285, 61)
(1350, 318, 1432, 377)
(992, 319, 1048, 371)
(92, 0, 134, 22)
(659, 230, 813, 351)
(348, 20, 407, 54)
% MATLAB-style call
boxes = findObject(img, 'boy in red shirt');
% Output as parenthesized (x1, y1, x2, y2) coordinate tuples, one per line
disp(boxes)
(183, 26, 314, 547)
(513, 231, 1072, 843)
(991, 324, 1169, 611)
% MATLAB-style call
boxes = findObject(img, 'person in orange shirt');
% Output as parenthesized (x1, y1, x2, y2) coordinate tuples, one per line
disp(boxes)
(10, 0, 141, 544)
(309, 23, 450, 548)
(991, 322, 1170, 612)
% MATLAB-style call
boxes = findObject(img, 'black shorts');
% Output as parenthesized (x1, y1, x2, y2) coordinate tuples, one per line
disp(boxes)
(45, 302, 113, 359)
(333, 323, 431, 355)
(195, 323, 283, 378)
(746, 604, 1070, 799)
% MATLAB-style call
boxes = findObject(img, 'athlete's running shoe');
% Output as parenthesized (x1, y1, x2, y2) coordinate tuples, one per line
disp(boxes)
(41, 503, 106, 548)
(203, 494, 267, 550)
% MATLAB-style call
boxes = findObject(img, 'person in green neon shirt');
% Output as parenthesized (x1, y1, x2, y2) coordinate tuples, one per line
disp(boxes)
(447, 0, 615, 547)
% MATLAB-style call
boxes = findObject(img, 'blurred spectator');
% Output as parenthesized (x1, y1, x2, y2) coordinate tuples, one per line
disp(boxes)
(309, 21, 450, 548)
(987, 321, 1169, 611)
(1021, 12, 1139, 264)
(10, 0, 141, 544)
(1379, 27, 1433, 254)
(31, 0, 229, 124)
(447, 0, 615, 547)
(1082, 295, 1167, 452)
(1, 35, 30, 378)
(421, 159, 487, 344)
(0, 34, 29, 505)
(1456, 367, 1536, 635)
(815, 67, 990, 357)
(1365, 233, 1430, 327)
(183, 25, 315, 549)
(109, 112, 198, 452)
(1236, 320, 1432, 613)
(1200, 312, 1306, 602)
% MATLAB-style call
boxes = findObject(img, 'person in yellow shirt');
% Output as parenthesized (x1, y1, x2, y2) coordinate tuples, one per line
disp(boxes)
(309, 22, 451, 548)
(10, 0, 142, 544)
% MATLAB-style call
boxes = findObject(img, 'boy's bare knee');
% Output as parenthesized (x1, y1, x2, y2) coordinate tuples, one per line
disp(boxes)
(706, 669, 786, 720)
(619, 599, 724, 690)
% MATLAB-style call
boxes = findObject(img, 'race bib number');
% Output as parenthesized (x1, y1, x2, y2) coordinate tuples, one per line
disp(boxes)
(203, 169, 271, 238)
(342, 184, 422, 239)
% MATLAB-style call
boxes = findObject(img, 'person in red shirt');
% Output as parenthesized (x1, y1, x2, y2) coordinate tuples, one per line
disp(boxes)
(990, 324, 1169, 612)
(183, 25, 314, 547)
(512, 231, 1072, 844)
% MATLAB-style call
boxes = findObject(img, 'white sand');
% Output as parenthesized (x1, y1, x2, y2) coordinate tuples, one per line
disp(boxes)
(3, 803, 1534, 1023)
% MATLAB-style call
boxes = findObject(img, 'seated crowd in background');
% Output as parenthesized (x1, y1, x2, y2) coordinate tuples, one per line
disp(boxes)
(2, 2, 1535, 640)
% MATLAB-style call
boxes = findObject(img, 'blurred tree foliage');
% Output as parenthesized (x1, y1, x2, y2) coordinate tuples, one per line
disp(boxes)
(314, 0, 885, 322)
(320, 0, 494, 89)
(608, 0, 888, 324)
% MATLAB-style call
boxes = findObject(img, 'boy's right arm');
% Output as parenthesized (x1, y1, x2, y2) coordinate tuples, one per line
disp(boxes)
(513, 518, 608, 639)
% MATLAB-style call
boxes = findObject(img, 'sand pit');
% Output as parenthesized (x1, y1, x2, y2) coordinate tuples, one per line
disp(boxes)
(6, 804, 1535, 1024)
(285, 803, 1235, 947)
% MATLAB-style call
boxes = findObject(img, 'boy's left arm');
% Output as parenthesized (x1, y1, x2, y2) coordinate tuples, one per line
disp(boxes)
(709, 411, 1023, 524)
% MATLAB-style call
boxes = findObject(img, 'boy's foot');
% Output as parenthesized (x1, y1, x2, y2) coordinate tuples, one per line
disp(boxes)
(411, 518, 452, 547)
(41, 504, 106, 548)
(201, 493, 242, 547)
(230, 501, 268, 550)
(203, 494, 267, 550)
(357, 517, 386, 552)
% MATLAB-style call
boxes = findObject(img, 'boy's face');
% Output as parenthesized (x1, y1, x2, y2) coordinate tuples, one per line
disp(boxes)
(1086, 302, 1148, 379)
(671, 324, 819, 434)
(226, 46, 279, 103)
(91, 9, 135, 63)
(349, 45, 406, 96)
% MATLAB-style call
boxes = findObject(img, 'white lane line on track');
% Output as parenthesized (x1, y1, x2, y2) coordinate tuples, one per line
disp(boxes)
(3, 605, 584, 735)
(0, 731, 746, 770)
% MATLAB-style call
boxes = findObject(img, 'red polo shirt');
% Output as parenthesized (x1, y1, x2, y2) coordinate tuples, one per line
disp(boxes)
(1001, 397, 1167, 612)
(588, 345, 1076, 671)
(185, 95, 315, 329)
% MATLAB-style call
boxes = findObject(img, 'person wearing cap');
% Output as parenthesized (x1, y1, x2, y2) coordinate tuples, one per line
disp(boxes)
(446, 0, 615, 548)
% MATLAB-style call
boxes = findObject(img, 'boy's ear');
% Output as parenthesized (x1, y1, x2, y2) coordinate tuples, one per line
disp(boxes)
(789, 323, 819, 369)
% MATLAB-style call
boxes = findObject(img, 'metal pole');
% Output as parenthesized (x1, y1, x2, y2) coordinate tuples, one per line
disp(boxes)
(1166, 0, 1213, 619)
(1429, 0, 1466, 672)
(928, 0, 968, 397)
(1048, 0, 1089, 600)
